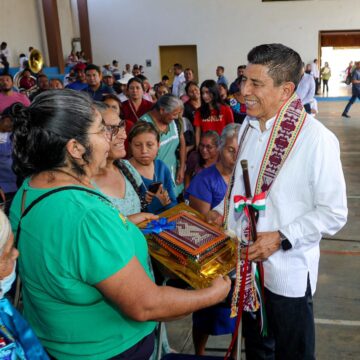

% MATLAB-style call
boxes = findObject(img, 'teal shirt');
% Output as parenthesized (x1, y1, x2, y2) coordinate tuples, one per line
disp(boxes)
(10, 179, 156, 360)
(141, 113, 184, 196)
(93, 160, 142, 216)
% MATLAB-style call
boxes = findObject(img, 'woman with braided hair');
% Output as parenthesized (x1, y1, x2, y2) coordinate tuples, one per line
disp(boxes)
(92, 103, 157, 224)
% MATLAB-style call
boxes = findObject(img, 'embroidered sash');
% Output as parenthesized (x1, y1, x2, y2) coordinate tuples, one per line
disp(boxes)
(224, 93, 307, 324)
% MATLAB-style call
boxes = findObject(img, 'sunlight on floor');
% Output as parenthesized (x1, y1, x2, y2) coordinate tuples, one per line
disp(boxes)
(320, 47, 360, 97)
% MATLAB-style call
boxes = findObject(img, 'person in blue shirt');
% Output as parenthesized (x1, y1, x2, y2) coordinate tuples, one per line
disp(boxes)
(216, 65, 229, 86)
(81, 64, 114, 100)
(342, 61, 360, 118)
(66, 63, 88, 91)
(0, 105, 19, 215)
(186, 123, 240, 217)
(186, 123, 240, 357)
(0, 210, 50, 359)
(128, 121, 177, 214)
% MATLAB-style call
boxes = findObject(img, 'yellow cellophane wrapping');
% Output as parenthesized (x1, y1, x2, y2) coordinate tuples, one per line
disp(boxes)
(139, 203, 236, 289)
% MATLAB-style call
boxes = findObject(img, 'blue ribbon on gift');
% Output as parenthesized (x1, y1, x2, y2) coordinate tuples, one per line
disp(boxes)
(141, 218, 176, 234)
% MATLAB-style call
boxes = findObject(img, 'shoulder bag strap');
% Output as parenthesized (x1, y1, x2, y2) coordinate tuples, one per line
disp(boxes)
(15, 186, 110, 246)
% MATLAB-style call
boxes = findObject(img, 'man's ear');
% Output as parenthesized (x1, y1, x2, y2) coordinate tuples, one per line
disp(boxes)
(65, 139, 85, 160)
(281, 82, 296, 101)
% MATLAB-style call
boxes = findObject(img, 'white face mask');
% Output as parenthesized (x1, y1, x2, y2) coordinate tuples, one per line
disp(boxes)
(0, 262, 16, 299)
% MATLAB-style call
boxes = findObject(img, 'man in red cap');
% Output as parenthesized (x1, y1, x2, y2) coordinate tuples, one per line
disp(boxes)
(65, 63, 87, 91)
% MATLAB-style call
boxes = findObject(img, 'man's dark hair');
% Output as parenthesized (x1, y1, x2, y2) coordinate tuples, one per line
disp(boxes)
(162, 75, 169, 81)
(247, 43, 303, 87)
(1, 42, 7, 48)
(238, 65, 246, 70)
(173, 63, 183, 70)
(36, 73, 48, 85)
(85, 64, 101, 75)
(0, 73, 13, 81)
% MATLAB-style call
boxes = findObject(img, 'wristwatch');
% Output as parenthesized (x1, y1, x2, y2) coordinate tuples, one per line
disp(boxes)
(278, 231, 292, 251)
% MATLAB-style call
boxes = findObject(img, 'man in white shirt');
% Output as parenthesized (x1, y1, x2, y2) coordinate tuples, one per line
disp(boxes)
(310, 58, 320, 95)
(208, 43, 347, 359)
(0, 42, 11, 73)
(296, 63, 316, 114)
(19, 54, 28, 70)
(172, 63, 185, 97)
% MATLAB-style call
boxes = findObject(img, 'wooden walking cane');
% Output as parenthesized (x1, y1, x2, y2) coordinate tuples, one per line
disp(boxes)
(239, 160, 259, 360)
(240, 160, 258, 240)
(231, 159, 259, 360)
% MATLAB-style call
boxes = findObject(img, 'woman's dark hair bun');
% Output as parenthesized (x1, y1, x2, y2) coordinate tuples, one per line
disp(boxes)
(11, 89, 94, 178)
(10, 102, 31, 137)
(11, 102, 29, 118)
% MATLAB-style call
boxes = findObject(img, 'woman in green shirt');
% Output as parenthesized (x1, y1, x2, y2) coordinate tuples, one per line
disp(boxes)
(9, 90, 230, 360)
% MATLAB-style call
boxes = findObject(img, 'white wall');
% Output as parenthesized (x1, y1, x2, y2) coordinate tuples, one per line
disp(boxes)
(0, 0, 46, 66)
(1, 0, 359, 75)
(0, 0, 77, 67)
(87, 0, 360, 84)
(57, 0, 77, 59)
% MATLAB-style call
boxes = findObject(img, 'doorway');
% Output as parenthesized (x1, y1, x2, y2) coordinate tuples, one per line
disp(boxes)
(159, 45, 198, 84)
(319, 30, 360, 97)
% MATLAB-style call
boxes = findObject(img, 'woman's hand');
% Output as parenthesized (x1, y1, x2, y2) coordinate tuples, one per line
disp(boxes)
(206, 210, 223, 227)
(145, 191, 155, 204)
(146, 185, 171, 207)
(209, 275, 231, 302)
(154, 185, 171, 206)
(128, 212, 158, 225)
(176, 166, 185, 185)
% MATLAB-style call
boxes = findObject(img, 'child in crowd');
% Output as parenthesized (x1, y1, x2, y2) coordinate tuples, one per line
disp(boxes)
(129, 121, 177, 214)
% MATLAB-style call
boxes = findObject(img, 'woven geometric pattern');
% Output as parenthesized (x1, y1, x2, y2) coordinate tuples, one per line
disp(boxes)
(154, 213, 228, 259)
(169, 215, 221, 249)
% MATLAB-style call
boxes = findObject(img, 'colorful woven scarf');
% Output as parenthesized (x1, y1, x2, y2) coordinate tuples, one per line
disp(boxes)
(223, 93, 307, 342)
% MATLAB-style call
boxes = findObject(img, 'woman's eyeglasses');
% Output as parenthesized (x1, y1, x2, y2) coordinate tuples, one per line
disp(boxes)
(107, 120, 126, 137)
(199, 143, 216, 151)
(89, 120, 125, 140)
(88, 124, 112, 140)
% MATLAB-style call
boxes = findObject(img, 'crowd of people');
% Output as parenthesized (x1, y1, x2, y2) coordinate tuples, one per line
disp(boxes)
(0, 42, 348, 360)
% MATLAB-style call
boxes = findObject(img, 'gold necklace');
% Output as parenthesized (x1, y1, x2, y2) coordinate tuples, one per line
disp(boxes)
(51, 169, 93, 188)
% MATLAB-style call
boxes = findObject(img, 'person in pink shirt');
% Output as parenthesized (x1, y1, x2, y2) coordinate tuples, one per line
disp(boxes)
(0, 74, 30, 113)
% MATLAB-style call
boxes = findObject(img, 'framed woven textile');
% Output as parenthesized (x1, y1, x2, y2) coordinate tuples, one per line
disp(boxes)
(141, 204, 236, 289)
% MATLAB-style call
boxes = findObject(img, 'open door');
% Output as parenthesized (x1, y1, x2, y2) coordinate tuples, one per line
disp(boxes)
(319, 30, 360, 96)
